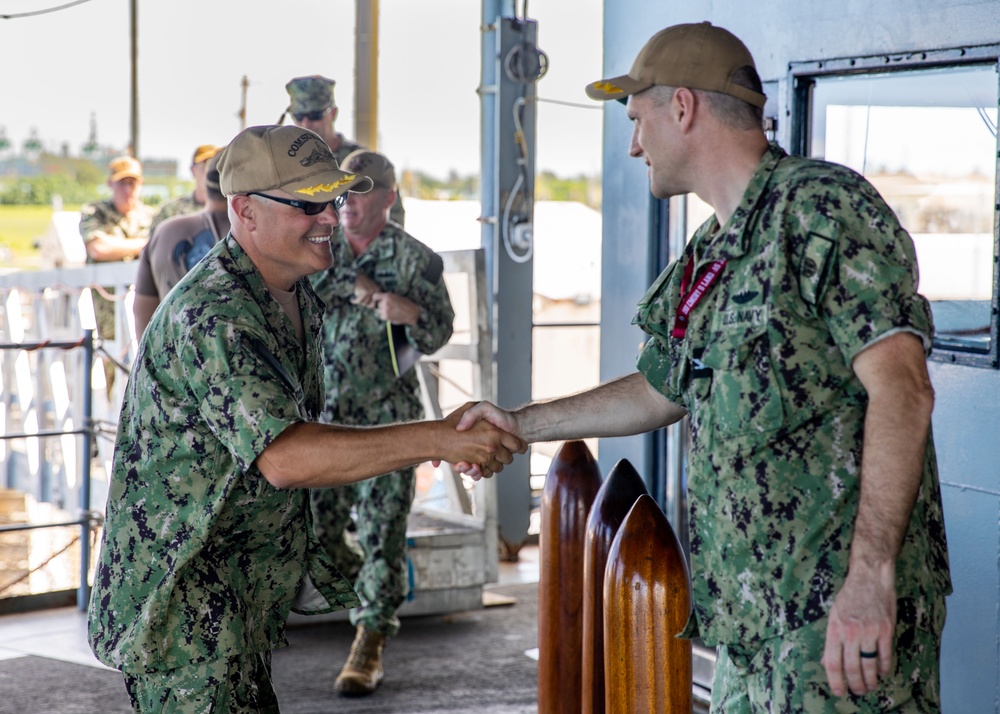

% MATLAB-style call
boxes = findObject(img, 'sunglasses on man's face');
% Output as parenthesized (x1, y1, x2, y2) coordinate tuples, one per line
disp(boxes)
(247, 191, 347, 215)
(293, 108, 330, 122)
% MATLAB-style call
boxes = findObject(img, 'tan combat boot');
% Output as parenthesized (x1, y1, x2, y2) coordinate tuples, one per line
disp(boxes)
(334, 625, 386, 696)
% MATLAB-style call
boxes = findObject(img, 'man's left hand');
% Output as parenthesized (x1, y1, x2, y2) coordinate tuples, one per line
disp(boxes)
(821, 560, 896, 697)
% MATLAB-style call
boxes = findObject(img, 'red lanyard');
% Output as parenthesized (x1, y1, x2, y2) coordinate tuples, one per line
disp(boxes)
(671, 258, 727, 338)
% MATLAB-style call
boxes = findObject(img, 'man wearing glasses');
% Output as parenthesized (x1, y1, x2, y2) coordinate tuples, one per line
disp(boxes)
(283, 75, 405, 226)
(87, 125, 524, 712)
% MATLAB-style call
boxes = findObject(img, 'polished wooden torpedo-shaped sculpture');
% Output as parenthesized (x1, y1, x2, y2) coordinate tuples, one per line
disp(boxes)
(538, 440, 602, 714)
(581, 459, 649, 714)
(604, 494, 692, 714)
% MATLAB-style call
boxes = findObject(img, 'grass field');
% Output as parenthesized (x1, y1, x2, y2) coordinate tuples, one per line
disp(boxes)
(0, 205, 65, 269)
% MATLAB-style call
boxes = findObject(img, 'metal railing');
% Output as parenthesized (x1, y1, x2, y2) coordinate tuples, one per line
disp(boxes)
(0, 262, 137, 613)
(0, 331, 101, 611)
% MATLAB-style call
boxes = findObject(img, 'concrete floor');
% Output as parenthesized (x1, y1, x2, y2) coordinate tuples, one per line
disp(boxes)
(0, 545, 540, 669)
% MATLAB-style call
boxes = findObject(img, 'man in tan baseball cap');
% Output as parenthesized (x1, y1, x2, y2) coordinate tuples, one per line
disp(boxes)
(454, 20, 949, 713)
(80, 155, 153, 263)
(215, 124, 374, 293)
(88, 124, 525, 710)
(585, 21, 766, 107)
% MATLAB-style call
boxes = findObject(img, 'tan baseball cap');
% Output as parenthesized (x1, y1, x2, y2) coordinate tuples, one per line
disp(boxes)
(341, 149, 397, 190)
(585, 22, 766, 108)
(216, 125, 373, 200)
(108, 155, 142, 182)
(192, 144, 221, 165)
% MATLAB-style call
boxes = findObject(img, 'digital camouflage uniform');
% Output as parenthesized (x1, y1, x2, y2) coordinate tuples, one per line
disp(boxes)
(310, 222, 454, 636)
(149, 191, 201, 236)
(79, 198, 155, 258)
(89, 235, 359, 699)
(633, 143, 951, 711)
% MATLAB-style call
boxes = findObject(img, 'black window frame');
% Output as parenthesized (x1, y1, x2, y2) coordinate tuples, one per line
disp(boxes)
(789, 44, 1000, 369)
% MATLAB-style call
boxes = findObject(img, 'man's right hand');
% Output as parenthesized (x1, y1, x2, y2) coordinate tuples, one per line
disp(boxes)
(442, 402, 525, 479)
(448, 401, 520, 479)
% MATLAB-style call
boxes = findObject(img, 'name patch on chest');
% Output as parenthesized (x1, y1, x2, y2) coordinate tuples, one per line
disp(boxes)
(719, 304, 769, 329)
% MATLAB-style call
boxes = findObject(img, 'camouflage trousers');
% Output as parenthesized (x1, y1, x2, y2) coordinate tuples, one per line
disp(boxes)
(122, 652, 278, 713)
(310, 466, 416, 637)
(710, 598, 943, 713)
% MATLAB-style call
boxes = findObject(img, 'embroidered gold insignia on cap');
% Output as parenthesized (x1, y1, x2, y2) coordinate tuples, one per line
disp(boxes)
(295, 175, 358, 196)
(592, 81, 623, 94)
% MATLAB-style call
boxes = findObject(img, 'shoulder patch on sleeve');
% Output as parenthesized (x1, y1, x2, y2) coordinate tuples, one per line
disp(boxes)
(799, 232, 835, 305)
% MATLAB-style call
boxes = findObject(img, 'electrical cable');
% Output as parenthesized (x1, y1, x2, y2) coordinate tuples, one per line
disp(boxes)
(975, 105, 997, 138)
(502, 172, 532, 263)
(497, 26, 548, 265)
(0, 0, 94, 20)
(535, 96, 602, 111)
(502, 97, 533, 264)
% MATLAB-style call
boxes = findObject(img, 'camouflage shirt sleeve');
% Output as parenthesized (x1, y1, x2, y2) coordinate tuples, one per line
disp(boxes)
(180, 315, 302, 473)
(788, 174, 934, 364)
(150, 193, 199, 236)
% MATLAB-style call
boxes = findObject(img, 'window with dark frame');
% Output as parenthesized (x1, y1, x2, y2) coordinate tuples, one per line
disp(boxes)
(795, 58, 999, 367)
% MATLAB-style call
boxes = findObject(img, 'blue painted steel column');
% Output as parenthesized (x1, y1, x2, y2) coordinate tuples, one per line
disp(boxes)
(480, 1, 536, 553)
(77, 330, 94, 612)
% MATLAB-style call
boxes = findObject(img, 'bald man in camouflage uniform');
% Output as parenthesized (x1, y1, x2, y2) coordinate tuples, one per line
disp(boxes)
(455, 22, 951, 713)
(88, 125, 521, 713)
(310, 149, 454, 696)
(284, 75, 405, 226)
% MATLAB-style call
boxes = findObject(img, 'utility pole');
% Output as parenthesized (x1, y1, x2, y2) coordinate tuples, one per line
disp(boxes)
(129, 0, 138, 157)
(238, 75, 249, 130)
(354, 0, 379, 150)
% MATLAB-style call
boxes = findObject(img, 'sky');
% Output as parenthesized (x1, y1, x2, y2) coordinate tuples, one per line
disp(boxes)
(0, 0, 605, 180)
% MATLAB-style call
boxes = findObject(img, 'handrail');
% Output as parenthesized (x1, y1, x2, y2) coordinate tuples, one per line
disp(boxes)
(0, 428, 90, 440)
(0, 514, 98, 534)
(0, 330, 97, 611)
(0, 338, 87, 351)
